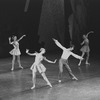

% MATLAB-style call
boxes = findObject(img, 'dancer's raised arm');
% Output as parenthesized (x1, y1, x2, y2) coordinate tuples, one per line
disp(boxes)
(26, 49, 36, 56)
(44, 57, 57, 63)
(18, 35, 26, 42)
(9, 37, 13, 44)
(52, 38, 65, 50)
(86, 31, 94, 38)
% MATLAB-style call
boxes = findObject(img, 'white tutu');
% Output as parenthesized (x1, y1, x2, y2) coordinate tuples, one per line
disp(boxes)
(9, 41, 21, 56)
(9, 48, 21, 56)
(32, 63, 46, 73)
(80, 45, 90, 52)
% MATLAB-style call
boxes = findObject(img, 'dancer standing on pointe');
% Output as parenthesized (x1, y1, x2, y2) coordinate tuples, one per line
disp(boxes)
(53, 38, 83, 82)
(9, 35, 26, 71)
(78, 31, 94, 66)
(26, 48, 56, 89)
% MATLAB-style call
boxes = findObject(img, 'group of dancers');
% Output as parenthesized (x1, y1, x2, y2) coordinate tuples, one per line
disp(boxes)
(8, 31, 93, 89)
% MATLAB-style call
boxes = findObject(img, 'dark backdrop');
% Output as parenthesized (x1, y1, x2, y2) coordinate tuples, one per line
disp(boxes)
(0, 0, 99, 58)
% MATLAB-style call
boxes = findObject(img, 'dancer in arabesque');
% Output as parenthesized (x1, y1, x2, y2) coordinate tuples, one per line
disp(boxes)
(9, 35, 26, 71)
(26, 48, 56, 89)
(78, 31, 94, 66)
(53, 38, 83, 82)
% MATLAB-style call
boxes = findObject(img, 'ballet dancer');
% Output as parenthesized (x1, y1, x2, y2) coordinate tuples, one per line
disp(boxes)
(9, 35, 26, 71)
(53, 38, 83, 82)
(78, 31, 94, 66)
(26, 48, 56, 89)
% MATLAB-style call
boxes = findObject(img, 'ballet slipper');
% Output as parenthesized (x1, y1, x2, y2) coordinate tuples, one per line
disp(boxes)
(19, 66, 23, 69)
(47, 83, 52, 87)
(11, 67, 14, 71)
(31, 85, 35, 89)
(72, 77, 78, 81)
(78, 62, 81, 66)
(85, 62, 90, 65)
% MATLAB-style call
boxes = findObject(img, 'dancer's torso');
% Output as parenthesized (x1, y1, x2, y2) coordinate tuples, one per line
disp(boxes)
(34, 54, 43, 65)
(13, 41, 19, 50)
(61, 49, 71, 59)
(84, 38, 89, 46)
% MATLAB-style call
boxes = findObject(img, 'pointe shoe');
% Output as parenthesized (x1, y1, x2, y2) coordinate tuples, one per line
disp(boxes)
(47, 83, 52, 87)
(31, 85, 35, 89)
(19, 66, 23, 69)
(49, 84, 52, 88)
(78, 63, 81, 66)
(72, 77, 78, 81)
(85, 62, 90, 65)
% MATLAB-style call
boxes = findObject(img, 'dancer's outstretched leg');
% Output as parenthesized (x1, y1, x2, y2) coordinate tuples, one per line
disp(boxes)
(41, 73, 52, 87)
(17, 55, 23, 69)
(31, 71, 36, 89)
(78, 52, 85, 66)
(65, 63, 78, 80)
(11, 55, 15, 71)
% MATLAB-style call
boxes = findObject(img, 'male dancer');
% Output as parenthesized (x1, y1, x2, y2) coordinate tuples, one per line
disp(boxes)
(53, 38, 83, 82)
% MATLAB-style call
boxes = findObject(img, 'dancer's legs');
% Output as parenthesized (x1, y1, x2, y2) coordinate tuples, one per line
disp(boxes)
(65, 63, 78, 80)
(78, 52, 85, 66)
(11, 55, 15, 71)
(17, 55, 23, 69)
(86, 52, 90, 65)
(58, 59, 63, 82)
(31, 71, 36, 89)
(41, 72, 52, 87)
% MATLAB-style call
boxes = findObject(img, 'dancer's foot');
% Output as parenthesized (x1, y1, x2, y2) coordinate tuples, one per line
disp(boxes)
(31, 85, 35, 89)
(78, 63, 81, 66)
(11, 68, 14, 71)
(19, 66, 23, 69)
(47, 83, 52, 87)
(85, 62, 90, 65)
(72, 77, 78, 81)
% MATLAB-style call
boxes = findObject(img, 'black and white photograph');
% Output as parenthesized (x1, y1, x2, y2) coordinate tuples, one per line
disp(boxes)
(0, 0, 100, 100)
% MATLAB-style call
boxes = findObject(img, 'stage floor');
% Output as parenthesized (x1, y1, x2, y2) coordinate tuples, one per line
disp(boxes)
(0, 54, 100, 100)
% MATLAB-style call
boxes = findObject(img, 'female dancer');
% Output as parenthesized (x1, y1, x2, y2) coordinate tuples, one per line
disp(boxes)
(26, 48, 56, 89)
(53, 38, 83, 82)
(78, 31, 94, 66)
(9, 35, 26, 71)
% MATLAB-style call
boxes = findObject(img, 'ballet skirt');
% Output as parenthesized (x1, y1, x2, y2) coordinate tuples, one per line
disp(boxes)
(80, 38, 90, 52)
(80, 45, 90, 52)
(9, 41, 21, 55)
(32, 63, 46, 73)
